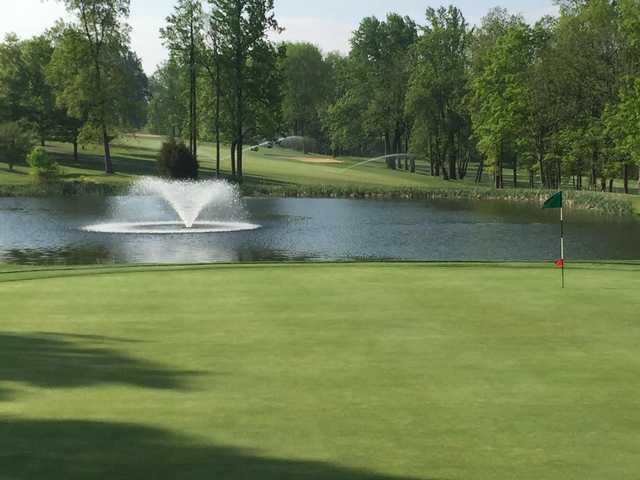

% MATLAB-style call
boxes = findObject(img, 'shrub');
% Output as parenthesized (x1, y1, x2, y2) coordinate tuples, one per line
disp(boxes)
(26, 147, 59, 180)
(157, 139, 199, 180)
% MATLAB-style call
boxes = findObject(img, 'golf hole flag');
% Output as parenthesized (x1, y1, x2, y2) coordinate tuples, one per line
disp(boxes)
(543, 191, 565, 288)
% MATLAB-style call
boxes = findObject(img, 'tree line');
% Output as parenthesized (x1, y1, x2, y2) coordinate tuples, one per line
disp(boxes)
(1, 0, 639, 192)
(148, 0, 640, 191)
(0, 0, 147, 174)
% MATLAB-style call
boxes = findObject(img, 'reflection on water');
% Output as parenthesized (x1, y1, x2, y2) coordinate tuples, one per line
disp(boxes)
(0, 196, 638, 265)
(3, 246, 114, 265)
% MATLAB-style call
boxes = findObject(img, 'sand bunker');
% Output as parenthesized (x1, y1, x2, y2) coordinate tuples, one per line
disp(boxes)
(286, 156, 343, 164)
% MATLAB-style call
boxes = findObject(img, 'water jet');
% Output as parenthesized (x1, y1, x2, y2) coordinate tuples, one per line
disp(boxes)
(83, 178, 260, 235)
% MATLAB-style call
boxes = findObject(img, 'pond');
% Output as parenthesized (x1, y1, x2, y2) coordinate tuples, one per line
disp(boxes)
(0, 196, 638, 265)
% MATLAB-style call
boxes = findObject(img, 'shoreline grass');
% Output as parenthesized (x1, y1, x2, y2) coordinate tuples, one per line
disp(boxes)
(0, 178, 635, 216)
(1, 261, 639, 479)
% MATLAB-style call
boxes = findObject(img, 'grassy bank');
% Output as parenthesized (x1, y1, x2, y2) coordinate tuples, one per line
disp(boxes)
(240, 183, 636, 215)
(0, 134, 637, 216)
(1, 262, 639, 479)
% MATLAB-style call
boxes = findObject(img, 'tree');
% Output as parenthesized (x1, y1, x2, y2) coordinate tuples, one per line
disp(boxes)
(407, 7, 470, 179)
(0, 34, 27, 124)
(0, 34, 59, 142)
(58, 0, 135, 174)
(605, 77, 640, 192)
(47, 20, 147, 172)
(147, 59, 188, 138)
(0, 33, 87, 158)
(13, 36, 58, 146)
(161, 0, 203, 162)
(279, 42, 330, 148)
(202, 9, 223, 175)
(471, 20, 535, 188)
(209, 0, 280, 179)
(323, 53, 370, 156)
(0, 122, 33, 171)
(348, 14, 417, 168)
(550, 0, 623, 190)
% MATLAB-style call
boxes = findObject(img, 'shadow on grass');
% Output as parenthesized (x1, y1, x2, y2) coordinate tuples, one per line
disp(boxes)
(0, 332, 201, 399)
(50, 151, 158, 176)
(0, 167, 28, 175)
(46, 144, 299, 187)
(52, 149, 218, 178)
(0, 418, 430, 480)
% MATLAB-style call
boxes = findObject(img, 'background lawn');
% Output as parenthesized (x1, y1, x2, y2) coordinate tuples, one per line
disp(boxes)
(2, 134, 637, 196)
(1, 262, 639, 479)
(0, 135, 456, 190)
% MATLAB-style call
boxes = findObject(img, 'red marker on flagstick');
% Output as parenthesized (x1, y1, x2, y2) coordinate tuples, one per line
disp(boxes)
(543, 191, 565, 288)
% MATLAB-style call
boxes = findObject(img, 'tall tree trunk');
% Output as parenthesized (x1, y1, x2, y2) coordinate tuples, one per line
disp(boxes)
(428, 135, 434, 176)
(385, 133, 395, 170)
(441, 137, 449, 180)
(496, 141, 503, 189)
(215, 59, 221, 178)
(236, 142, 242, 179)
(101, 123, 113, 174)
(591, 149, 598, 191)
(513, 156, 518, 188)
(538, 155, 545, 189)
(230, 140, 237, 177)
(192, 67, 197, 162)
(189, 81, 193, 157)
(93, 58, 112, 174)
(448, 132, 457, 180)
(476, 159, 484, 184)
(623, 162, 629, 194)
(236, 90, 243, 180)
(441, 161, 449, 180)
(235, 29, 244, 180)
(189, 17, 198, 163)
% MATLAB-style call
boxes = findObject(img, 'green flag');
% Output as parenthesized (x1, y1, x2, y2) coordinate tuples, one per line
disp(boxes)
(543, 191, 563, 209)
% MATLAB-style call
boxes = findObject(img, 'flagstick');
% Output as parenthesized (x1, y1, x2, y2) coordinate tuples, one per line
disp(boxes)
(560, 205, 565, 289)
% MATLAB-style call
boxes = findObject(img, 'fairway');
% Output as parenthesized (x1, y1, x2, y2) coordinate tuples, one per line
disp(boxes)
(1, 262, 639, 479)
(0, 135, 453, 190)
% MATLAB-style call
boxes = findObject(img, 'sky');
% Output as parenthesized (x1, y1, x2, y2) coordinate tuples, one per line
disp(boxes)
(0, 0, 558, 74)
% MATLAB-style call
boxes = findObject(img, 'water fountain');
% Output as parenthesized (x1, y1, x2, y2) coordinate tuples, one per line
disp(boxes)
(83, 178, 260, 235)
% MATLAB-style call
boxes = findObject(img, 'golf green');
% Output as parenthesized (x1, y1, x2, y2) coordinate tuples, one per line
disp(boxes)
(1, 262, 638, 479)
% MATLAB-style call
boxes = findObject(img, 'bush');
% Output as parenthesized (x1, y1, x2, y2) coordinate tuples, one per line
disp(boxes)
(26, 147, 59, 180)
(157, 139, 199, 180)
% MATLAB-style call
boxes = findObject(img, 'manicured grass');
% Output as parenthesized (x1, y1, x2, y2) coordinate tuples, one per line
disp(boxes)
(631, 195, 640, 215)
(1, 262, 639, 479)
(0, 135, 454, 190)
(2, 135, 638, 193)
